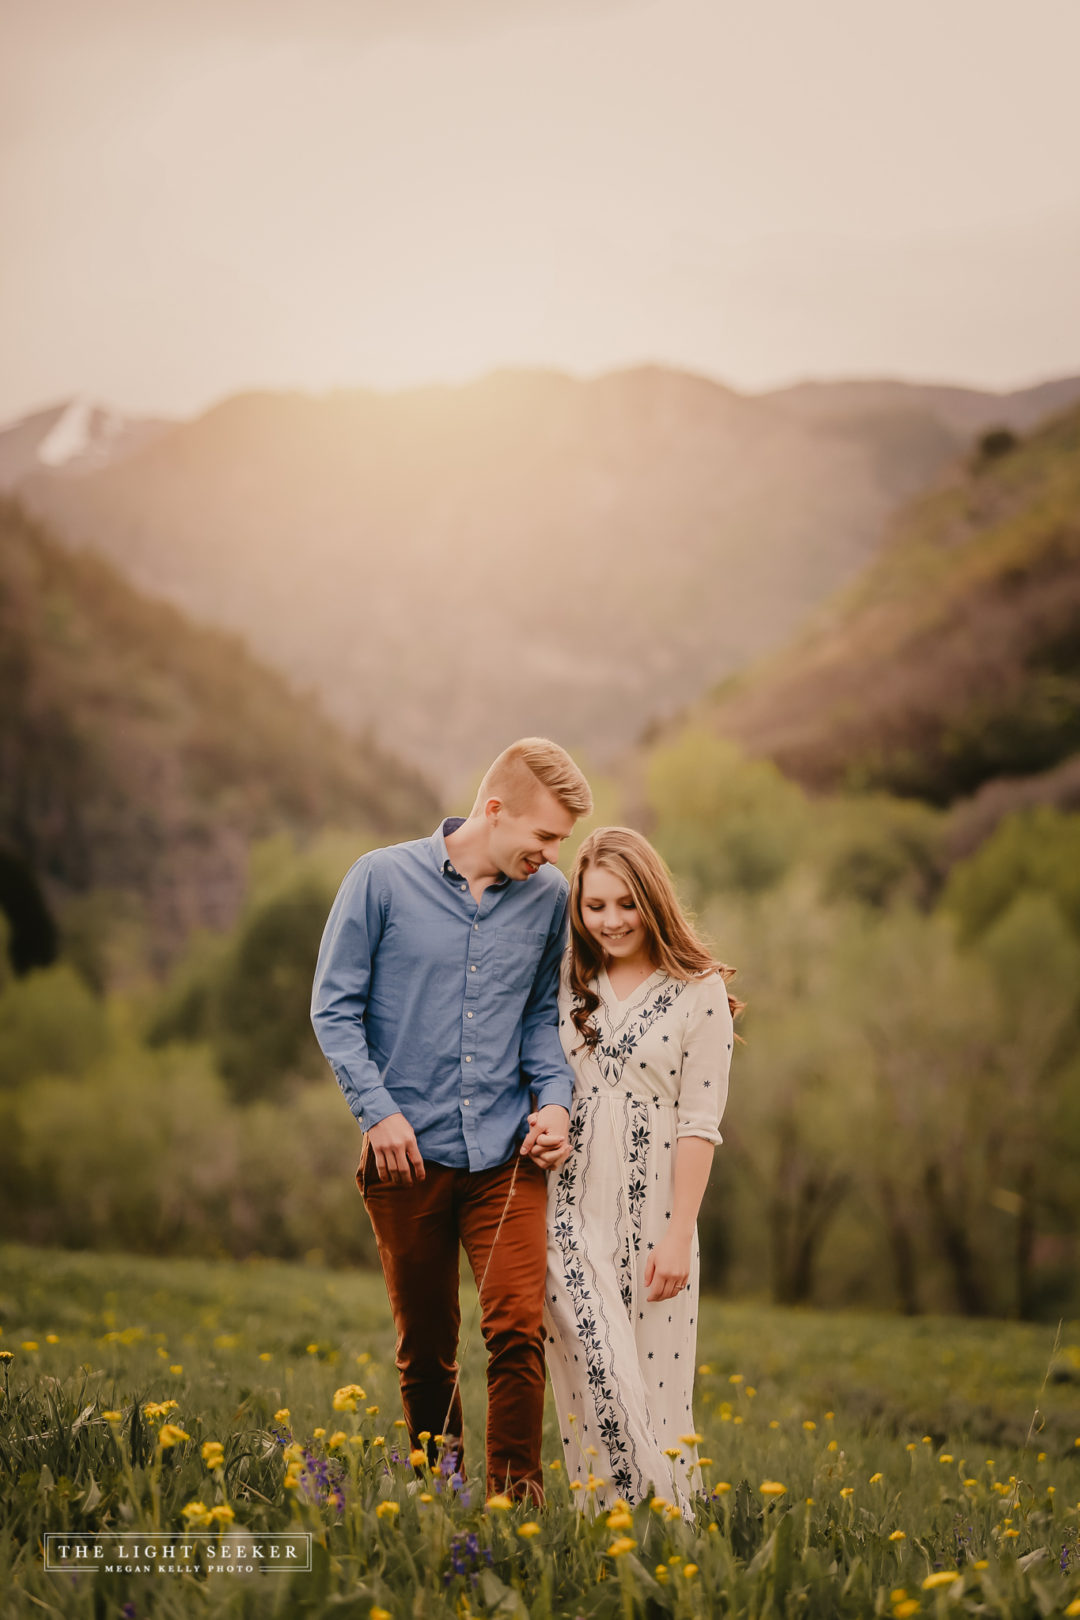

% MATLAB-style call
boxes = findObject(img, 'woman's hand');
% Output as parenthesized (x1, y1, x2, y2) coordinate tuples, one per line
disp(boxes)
(520, 1106, 572, 1169)
(644, 1232, 692, 1302)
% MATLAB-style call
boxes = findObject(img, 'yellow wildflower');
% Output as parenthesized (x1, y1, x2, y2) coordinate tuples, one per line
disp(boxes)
(905, 1442, 917, 1452)
(375, 1501, 399, 1520)
(209, 1505, 235, 1527)
(408, 1447, 427, 1466)
(922, 1571, 959, 1589)
(258, 1352, 272, 1361)
(367, 1406, 380, 1417)
(712, 1481, 732, 1496)
(607, 1509, 633, 1530)
(102, 1410, 122, 1422)
(827, 1441, 838, 1452)
(21, 1342, 39, 1352)
(46, 1334, 59, 1344)
(332, 1385, 366, 1411)
(680, 1432, 704, 1445)
(275, 1408, 291, 1424)
(548, 1459, 562, 1470)
(650, 1497, 670, 1512)
(313, 1427, 326, 1439)
(419, 1492, 433, 1503)
(729, 1373, 744, 1384)
(370, 1609, 391, 1620)
(157, 1424, 189, 1449)
(747, 1386, 757, 1397)
(181, 1501, 212, 1527)
(939, 1453, 954, 1464)
(683, 1563, 699, 1578)
(394, 1419, 407, 1429)
(840, 1487, 855, 1499)
(569, 1481, 582, 1491)
(517, 1522, 541, 1539)
(0, 1351, 13, 1364)
(328, 1432, 347, 1451)
(760, 1481, 786, 1497)
(607, 1537, 636, 1557)
(894, 1602, 919, 1619)
(698, 1363, 713, 1374)
(769, 1419, 780, 1429)
(973, 1561, 988, 1571)
(1063, 1601, 1080, 1618)
(201, 1441, 225, 1469)
(486, 1494, 513, 1511)
(663, 1447, 682, 1458)
(888, 1530, 906, 1541)
(803, 1420, 816, 1431)
(870, 1473, 884, 1484)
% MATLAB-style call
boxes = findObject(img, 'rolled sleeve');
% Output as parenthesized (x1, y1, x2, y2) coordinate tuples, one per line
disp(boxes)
(675, 973, 734, 1145)
(310, 855, 399, 1130)
(519, 887, 574, 1113)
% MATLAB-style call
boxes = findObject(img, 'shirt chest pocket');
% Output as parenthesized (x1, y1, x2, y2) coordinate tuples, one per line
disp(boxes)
(490, 927, 549, 995)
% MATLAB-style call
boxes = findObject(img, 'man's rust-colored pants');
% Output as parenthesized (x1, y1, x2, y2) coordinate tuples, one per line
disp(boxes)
(358, 1144, 548, 1500)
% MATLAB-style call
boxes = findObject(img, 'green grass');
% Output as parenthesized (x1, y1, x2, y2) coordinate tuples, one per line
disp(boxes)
(2, 1243, 1080, 1618)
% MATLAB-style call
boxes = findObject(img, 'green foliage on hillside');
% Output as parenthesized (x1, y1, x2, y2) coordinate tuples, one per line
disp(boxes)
(696, 404, 1080, 806)
(0, 498, 437, 971)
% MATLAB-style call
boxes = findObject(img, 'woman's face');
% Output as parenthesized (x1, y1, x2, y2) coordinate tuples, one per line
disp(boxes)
(579, 863, 652, 966)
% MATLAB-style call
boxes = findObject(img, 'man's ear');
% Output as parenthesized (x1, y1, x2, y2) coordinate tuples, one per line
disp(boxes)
(483, 796, 503, 823)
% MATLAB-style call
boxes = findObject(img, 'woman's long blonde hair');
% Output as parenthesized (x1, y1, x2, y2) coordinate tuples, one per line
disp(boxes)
(567, 826, 745, 1051)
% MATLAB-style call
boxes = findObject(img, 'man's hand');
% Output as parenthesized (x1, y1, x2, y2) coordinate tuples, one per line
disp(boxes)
(366, 1112, 425, 1184)
(520, 1104, 571, 1170)
(644, 1232, 691, 1302)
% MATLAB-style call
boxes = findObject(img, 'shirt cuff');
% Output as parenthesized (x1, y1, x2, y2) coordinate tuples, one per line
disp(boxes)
(333, 1066, 400, 1132)
(531, 1077, 573, 1114)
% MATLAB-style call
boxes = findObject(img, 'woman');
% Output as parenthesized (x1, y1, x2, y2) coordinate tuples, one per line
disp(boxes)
(542, 826, 742, 1512)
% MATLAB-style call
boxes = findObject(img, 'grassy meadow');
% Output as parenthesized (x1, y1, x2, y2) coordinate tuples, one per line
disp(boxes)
(2, 1244, 1080, 1618)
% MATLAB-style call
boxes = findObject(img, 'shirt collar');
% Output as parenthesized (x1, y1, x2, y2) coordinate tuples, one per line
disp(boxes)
(431, 817, 510, 888)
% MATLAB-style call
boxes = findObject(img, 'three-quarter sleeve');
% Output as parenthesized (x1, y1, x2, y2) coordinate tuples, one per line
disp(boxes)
(675, 971, 734, 1145)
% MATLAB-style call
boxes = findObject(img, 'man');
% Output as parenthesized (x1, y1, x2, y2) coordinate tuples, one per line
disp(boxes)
(311, 737, 592, 1500)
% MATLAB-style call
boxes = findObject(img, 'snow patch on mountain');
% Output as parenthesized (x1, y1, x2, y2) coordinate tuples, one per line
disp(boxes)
(37, 399, 127, 468)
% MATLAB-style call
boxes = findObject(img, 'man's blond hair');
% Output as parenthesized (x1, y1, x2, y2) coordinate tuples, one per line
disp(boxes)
(473, 738, 593, 819)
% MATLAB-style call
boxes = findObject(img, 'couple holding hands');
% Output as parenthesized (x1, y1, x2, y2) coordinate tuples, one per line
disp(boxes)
(311, 737, 741, 1512)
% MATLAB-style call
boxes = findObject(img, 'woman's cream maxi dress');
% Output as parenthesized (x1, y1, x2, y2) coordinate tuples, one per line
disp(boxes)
(544, 965, 733, 1511)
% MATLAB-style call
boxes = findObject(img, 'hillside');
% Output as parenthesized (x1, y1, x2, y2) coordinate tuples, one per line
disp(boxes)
(0, 498, 437, 969)
(676, 403, 1080, 807)
(16, 365, 975, 789)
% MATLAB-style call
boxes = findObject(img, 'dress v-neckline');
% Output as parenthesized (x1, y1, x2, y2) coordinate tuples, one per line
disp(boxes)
(600, 964, 665, 1009)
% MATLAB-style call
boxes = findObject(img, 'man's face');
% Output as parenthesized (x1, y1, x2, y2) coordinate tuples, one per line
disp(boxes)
(486, 784, 578, 880)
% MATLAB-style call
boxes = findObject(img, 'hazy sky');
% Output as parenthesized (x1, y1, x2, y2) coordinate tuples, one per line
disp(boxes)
(3, 0, 1079, 421)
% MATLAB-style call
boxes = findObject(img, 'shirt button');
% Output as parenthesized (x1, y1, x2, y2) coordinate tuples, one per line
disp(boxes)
(465, 1055, 472, 1062)
(470, 965, 477, 972)
(473, 924, 479, 931)
(466, 1011, 473, 1018)
(460, 884, 467, 892)
(463, 1098, 471, 1106)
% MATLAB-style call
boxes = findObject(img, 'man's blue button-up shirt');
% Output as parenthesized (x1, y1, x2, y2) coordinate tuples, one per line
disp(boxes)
(310, 818, 575, 1171)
